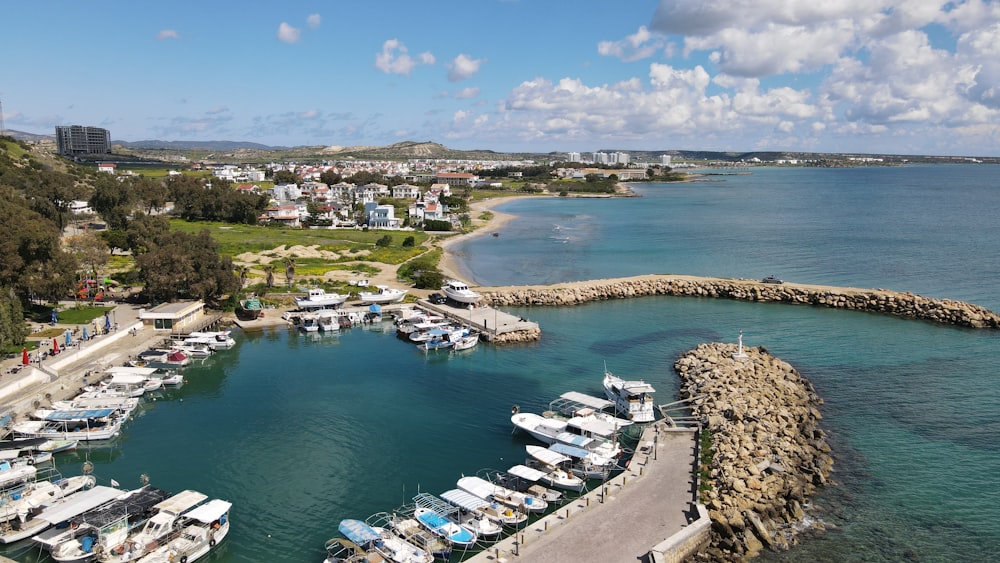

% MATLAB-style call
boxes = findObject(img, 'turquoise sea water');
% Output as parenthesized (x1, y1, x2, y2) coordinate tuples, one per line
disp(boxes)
(4, 165, 998, 562)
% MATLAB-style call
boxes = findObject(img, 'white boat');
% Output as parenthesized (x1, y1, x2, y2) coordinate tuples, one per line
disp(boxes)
(490, 467, 563, 505)
(505, 463, 578, 497)
(135, 498, 231, 563)
(603, 367, 656, 423)
(0, 475, 96, 523)
(0, 485, 122, 544)
(546, 391, 635, 430)
(336, 519, 433, 563)
(451, 332, 480, 351)
(387, 515, 452, 561)
(456, 476, 547, 514)
(524, 446, 587, 492)
(441, 280, 482, 304)
(511, 412, 568, 444)
(295, 288, 348, 310)
(433, 491, 504, 537)
(12, 408, 126, 442)
(316, 310, 340, 332)
(546, 443, 617, 480)
(169, 340, 214, 358)
(357, 285, 408, 305)
(413, 507, 477, 548)
(297, 314, 320, 332)
(91, 489, 208, 562)
(439, 489, 526, 528)
(44, 485, 173, 561)
(184, 330, 235, 349)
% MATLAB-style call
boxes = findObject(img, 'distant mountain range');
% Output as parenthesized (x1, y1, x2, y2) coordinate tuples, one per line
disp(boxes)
(3, 129, 996, 164)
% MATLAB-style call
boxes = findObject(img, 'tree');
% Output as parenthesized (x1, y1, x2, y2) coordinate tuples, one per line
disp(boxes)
(0, 286, 28, 351)
(319, 170, 342, 185)
(273, 170, 299, 184)
(284, 258, 296, 287)
(402, 236, 415, 248)
(64, 232, 110, 301)
(375, 235, 393, 248)
(90, 173, 138, 231)
(236, 265, 250, 289)
(135, 230, 238, 302)
(0, 186, 78, 302)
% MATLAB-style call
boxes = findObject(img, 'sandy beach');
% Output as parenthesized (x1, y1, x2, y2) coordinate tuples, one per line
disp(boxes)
(437, 194, 532, 284)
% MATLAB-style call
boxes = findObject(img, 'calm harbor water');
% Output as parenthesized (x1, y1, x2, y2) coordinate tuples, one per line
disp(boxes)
(5, 165, 998, 562)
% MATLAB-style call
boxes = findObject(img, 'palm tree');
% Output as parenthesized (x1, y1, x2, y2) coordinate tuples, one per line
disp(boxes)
(236, 266, 250, 289)
(263, 265, 275, 288)
(284, 258, 296, 287)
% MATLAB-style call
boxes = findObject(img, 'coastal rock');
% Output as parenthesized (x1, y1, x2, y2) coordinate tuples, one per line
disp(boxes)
(481, 275, 1000, 329)
(674, 342, 833, 559)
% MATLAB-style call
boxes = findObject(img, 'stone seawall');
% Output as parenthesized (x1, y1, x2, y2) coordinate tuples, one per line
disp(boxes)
(674, 342, 833, 559)
(481, 275, 1000, 329)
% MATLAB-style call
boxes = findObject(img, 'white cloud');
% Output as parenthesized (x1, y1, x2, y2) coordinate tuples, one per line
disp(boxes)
(277, 22, 301, 44)
(375, 39, 435, 76)
(448, 54, 484, 82)
(598, 26, 664, 62)
(307, 14, 321, 29)
(454, 87, 481, 99)
(156, 29, 179, 40)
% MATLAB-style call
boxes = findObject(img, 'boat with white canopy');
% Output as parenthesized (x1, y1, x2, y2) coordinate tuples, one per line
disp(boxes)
(439, 489, 526, 528)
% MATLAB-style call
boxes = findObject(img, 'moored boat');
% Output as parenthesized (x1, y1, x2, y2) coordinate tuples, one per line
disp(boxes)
(236, 295, 264, 320)
(134, 498, 231, 563)
(456, 476, 547, 514)
(603, 367, 656, 423)
(335, 519, 433, 563)
(439, 489, 527, 528)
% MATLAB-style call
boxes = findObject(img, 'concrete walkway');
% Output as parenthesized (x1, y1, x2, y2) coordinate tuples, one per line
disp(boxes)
(467, 425, 699, 563)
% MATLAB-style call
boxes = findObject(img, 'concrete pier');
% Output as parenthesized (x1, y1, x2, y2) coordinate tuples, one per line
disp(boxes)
(466, 424, 708, 563)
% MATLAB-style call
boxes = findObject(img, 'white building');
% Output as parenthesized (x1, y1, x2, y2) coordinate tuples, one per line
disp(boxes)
(392, 184, 420, 200)
(364, 202, 402, 229)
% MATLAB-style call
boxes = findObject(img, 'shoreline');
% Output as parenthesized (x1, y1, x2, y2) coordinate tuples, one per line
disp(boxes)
(437, 183, 637, 285)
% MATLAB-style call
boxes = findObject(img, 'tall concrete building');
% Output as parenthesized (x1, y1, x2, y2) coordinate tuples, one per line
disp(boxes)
(55, 125, 111, 155)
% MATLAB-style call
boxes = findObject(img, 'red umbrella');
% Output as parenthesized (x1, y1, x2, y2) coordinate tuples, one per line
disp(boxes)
(52, 338, 60, 354)
(22, 347, 28, 365)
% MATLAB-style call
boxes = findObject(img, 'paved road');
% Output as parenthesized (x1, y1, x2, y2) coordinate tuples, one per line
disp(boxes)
(467, 426, 699, 563)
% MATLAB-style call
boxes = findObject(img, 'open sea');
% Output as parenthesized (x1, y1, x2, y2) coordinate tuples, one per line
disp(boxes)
(5, 165, 999, 563)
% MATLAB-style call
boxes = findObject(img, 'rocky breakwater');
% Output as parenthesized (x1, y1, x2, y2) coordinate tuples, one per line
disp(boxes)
(674, 342, 833, 560)
(481, 275, 1000, 329)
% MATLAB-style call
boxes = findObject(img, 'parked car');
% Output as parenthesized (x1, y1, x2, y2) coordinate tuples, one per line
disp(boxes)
(761, 275, 784, 284)
(428, 292, 447, 304)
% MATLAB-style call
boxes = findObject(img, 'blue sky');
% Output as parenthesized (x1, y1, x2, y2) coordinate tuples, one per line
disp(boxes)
(4, 0, 1000, 156)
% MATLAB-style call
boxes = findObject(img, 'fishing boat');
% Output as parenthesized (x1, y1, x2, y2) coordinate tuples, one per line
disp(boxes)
(0, 475, 96, 524)
(495, 465, 568, 502)
(451, 331, 480, 351)
(431, 491, 503, 538)
(297, 314, 320, 332)
(335, 519, 433, 563)
(0, 485, 122, 544)
(316, 310, 340, 332)
(603, 367, 656, 423)
(511, 411, 568, 444)
(383, 513, 452, 561)
(413, 507, 477, 549)
(134, 498, 231, 563)
(546, 443, 617, 480)
(456, 476, 547, 514)
(43, 485, 173, 561)
(441, 280, 481, 305)
(236, 295, 264, 320)
(85, 489, 208, 562)
(183, 330, 236, 350)
(12, 408, 127, 442)
(439, 489, 527, 528)
(294, 288, 348, 310)
(357, 285, 408, 305)
(524, 445, 587, 492)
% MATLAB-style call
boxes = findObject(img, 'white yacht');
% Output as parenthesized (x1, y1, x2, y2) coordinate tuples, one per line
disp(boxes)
(603, 367, 656, 423)
(135, 498, 231, 563)
(441, 280, 482, 305)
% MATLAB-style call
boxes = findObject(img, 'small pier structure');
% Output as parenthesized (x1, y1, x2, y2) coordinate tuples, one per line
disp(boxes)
(417, 300, 539, 342)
